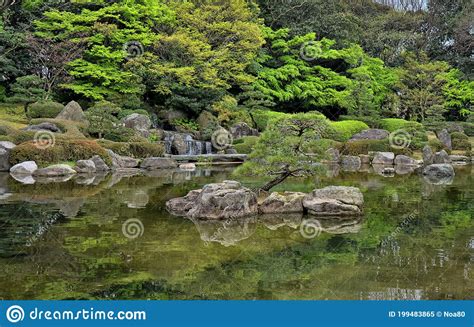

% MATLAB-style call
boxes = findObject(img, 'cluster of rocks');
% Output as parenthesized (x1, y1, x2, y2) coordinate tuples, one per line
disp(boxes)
(166, 180, 364, 220)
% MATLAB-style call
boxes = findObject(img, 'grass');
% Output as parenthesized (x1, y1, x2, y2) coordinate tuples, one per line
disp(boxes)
(0, 104, 28, 129)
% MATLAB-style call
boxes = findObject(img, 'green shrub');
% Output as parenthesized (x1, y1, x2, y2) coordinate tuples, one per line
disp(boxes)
(302, 138, 343, 154)
(341, 139, 412, 156)
(251, 110, 290, 131)
(104, 127, 137, 142)
(233, 136, 259, 154)
(380, 118, 427, 150)
(329, 120, 370, 142)
(30, 118, 87, 139)
(26, 101, 64, 119)
(451, 132, 471, 151)
(427, 138, 445, 152)
(460, 122, 474, 136)
(339, 115, 381, 129)
(9, 140, 109, 166)
(98, 140, 164, 158)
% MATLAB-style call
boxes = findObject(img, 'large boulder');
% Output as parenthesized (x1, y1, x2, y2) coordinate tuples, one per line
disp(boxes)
(303, 186, 364, 216)
(141, 157, 178, 170)
(166, 189, 202, 217)
(372, 152, 395, 165)
(394, 155, 418, 166)
(433, 150, 451, 164)
(166, 180, 258, 220)
(10, 161, 38, 175)
(230, 122, 259, 140)
(164, 132, 188, 155)
(0, 141, 15, 172)
(90, 155, 110, 171)
(259, 192, 306, 214)
(423, 164, 455, 178)
(122, 113, 151, 137)
(33, 164, 77, 177)
(349, 129, 389, 141)
(422, 145, 434, 165)
(436, 129, 452, 150)
(74, 160, 96, 173)
(24, 122, 61, 133)
(107, 150, 139, 169)
(56, 101, 86, 122)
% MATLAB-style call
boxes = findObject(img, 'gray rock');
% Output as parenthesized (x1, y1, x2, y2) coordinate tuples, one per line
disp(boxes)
(449, 155, 470, 165)
(0, 141, 16, 150)
(394, 155, 418, 166)
(325, 148, 340, 162)
(341, 155, 361, 171)
(56, 101, 86, 122)
(74, 160, 96, 173)
(141, 157, 178, 170)
(259, 192, 306, 214)
(372, 152, 395, 165)
(107, 150, 139, 169)
(122, 113, 151, 137)
(90, 155, 110, 171)
(302, 186, 364, 216)
(230, 122, 259, 139)
(225, 148, 238, 154)
(10, 161, 38, 175)
(422, 145, 434, 165)
(166, 189, 202, 217)
(349, 129, 389, 141)
(433, 150, 451, 164)
(437, 129, 452, 150)
(24, 122, 61, 133)
(179, 163, 196, 171)
(0, 148, 10, 171)
(166, 180, 258, 220)
(381, 167, 396, 176)
(423, 164, 455, 178)
(33, 164, 77, 177)
(10, 173, 35, 184)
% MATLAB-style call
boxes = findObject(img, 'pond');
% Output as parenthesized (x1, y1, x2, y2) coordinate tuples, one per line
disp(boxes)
(0, 165, 472, 300)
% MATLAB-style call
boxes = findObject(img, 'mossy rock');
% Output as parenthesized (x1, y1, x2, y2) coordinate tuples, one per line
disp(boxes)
(98, 140, 165, 158)
(329, 120, 370, 142)
(451, 132, 471, 151)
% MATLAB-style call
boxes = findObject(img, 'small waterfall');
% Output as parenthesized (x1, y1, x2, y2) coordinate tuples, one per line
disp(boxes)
(185, 135, 195, 155)
(164, 132, 173, 154)
(205, 142, 212, 154)
(196, 141, 203, 155)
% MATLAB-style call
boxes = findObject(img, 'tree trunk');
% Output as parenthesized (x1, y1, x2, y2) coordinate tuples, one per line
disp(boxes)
(259, 171, 292, 192)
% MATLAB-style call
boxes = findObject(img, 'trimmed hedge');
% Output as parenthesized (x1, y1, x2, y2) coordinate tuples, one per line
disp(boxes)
(233, 136, 259, 154)
(339, 115, 381, 129)
(379, 118, 427, 150)
(460, 122, 474, 136)
(329, 120, 370, 142)
(251, 110, 290, 131)
(98, 140, 165, 158)
(9, 140, 109, 166)
(451, 132, 471, 151)
(26, 101, 64, 119)
(341, 139, 412, 156)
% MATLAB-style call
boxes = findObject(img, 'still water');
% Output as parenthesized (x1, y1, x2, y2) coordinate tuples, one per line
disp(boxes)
(0, 165, 472, 300)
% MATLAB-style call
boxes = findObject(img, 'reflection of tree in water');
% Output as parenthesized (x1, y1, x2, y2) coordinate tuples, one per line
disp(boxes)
(0, 203, 65, 258)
